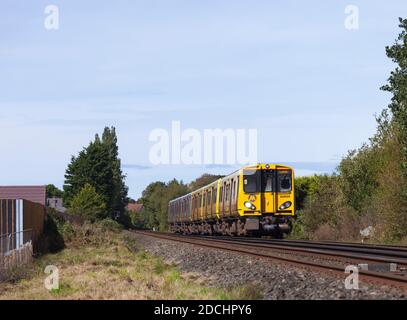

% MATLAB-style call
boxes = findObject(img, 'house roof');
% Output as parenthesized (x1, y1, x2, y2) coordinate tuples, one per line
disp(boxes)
(127, 203, 143, 213)
(0, 186, 46, 206)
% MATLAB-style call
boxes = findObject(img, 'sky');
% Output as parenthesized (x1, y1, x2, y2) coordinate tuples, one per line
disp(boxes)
(0, 0, 406, 199)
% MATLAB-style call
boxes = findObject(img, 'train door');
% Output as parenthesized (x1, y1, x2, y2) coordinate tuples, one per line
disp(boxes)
(261, 170, 275, 213)
(229, 179, 235, 216)
(231, 179, 237, 215)
(215, 181, 221, 219)
(225, 182, 230, 216)
(222, 182, 226, 216)
(207, 190, 210, 219)
(211, 187, 216, 218)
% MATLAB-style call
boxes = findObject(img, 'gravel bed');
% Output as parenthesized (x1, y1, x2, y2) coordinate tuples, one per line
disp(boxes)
(127, 232, 407, 300)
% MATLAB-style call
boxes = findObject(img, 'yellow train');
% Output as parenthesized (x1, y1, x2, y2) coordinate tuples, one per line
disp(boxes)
(168, 164, 295, 237)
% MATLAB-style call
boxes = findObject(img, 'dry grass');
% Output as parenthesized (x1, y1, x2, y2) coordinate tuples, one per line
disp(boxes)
(0, 223, 262, 300)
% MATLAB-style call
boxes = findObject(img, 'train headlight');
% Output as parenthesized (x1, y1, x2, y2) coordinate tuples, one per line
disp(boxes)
(279, 201, 292, 210)
(244, 201, 256, 210)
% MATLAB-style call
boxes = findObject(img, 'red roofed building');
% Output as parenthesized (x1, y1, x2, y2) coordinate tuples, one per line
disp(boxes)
(0, 186, 46, 206)
(127, 203, 144, 213)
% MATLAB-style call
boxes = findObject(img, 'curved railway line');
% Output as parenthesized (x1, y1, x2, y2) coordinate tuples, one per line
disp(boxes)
(134, 230, 407, 289)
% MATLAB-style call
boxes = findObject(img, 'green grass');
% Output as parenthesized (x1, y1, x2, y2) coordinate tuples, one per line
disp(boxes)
(0, 224, 264, 300)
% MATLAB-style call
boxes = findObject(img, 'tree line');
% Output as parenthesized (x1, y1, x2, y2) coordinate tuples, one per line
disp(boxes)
(132, 174, 223, 231)
(292, 18, 407, 243)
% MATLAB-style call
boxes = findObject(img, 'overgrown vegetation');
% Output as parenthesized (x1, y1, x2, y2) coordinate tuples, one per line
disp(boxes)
(68, 184, 108, 222)
(46, 184, 64, 198)
(0, 217, 261, 300)
(291, 18, 407, 243)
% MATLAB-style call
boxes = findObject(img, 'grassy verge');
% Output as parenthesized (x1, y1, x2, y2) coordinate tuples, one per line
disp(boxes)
(0, 221, 262, 300)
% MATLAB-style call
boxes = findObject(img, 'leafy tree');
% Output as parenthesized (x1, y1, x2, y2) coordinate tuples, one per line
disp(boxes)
(68, 184, 107, 221)
(294, 176, 320, 211)
(338, 144, 381, 212)
(188, 174, 223, 191)
(101, 127, 129, 216)
(138, 179, 189, 231)
(63, 127, 129, 222)
(381, 17, 407, 197)
(46, 184, 64, 198)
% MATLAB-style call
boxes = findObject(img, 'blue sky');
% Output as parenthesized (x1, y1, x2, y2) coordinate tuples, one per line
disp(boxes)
(0, 1, 405, 199)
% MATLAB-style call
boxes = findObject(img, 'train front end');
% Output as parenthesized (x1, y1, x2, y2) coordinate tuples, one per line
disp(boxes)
(239, 164, 295, 237)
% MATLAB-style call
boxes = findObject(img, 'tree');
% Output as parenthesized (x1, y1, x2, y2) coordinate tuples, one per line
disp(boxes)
(294, 176, 320, 211)
(46, 184, 64, 198)
(68, 184, 107, 221)
(338, 144, 381, 212)
(63, 127, 128, 222)
(188, 174, 224, 191)
(381, 18, 407, 196)
(101, 127, 129, 216)
(138, 179, 189, 231)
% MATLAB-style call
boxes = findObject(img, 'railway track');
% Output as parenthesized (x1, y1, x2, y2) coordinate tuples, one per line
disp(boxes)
(134, 230, 407, 289)
(185, 235, 407, 265)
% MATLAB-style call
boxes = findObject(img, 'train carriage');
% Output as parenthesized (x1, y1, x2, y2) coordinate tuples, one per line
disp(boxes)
(168, 163, 295, 237)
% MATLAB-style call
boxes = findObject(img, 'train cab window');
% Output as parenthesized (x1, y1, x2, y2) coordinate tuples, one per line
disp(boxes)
(261, 170, 274, 192)
(278, 170, 292, 192)
(243, 170, 260, 193)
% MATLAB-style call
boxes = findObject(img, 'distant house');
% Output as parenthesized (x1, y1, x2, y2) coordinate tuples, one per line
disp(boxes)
(127, 203, 143, 213)
(47, 197, 66, 213)
(0, 186, 46, 206)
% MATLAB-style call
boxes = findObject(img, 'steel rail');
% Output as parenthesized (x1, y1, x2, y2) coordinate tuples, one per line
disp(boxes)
(134, 230, 407, 289)
(182, 235, 407, 261)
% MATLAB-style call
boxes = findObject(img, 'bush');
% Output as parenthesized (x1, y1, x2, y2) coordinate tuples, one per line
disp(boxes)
(68, 184, 108, 222)
(290, 211, 308, 239)
(99, 218, 123, 232)
(36, 208, 65, 253)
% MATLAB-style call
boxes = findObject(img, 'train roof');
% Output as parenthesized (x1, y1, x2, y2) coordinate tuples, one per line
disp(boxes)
(168, 163, 294, 204)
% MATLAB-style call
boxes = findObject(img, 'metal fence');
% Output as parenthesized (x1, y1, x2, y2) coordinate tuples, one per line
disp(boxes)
(0, 199, 45, 253)
(0, 230, 33, 280)
(0, 229, 32, 256)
